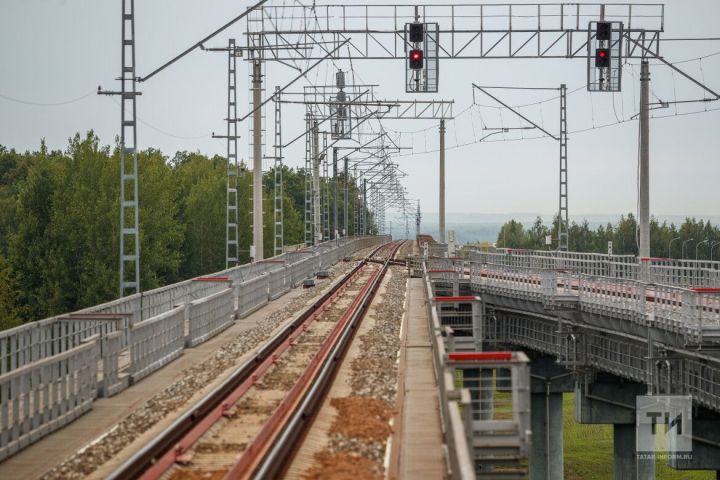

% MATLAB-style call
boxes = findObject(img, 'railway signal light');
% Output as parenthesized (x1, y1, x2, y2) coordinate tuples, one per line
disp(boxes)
(409, 49, 423, 70)
(596, 21, 612, 41)
(409, 23, 424, 43)
(595, 48, 610, 68)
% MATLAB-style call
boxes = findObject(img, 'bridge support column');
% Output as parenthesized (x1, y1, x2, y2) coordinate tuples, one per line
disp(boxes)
(529, 356, 573, 480)
(530, 392, 563, 480)
(575, 373, 655, 479)
(614, 424, 654, 480)
(669, 407, 720, 471)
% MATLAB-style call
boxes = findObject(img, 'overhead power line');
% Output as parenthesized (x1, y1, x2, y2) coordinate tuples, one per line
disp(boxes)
(0, 90, 95, 107)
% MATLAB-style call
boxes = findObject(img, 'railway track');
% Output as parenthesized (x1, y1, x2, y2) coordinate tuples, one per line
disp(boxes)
(108, 240, 406, 480)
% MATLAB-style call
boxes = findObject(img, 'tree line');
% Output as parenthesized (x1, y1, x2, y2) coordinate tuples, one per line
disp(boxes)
(0, 132, 372, 330)
(495, 215, 720, 259)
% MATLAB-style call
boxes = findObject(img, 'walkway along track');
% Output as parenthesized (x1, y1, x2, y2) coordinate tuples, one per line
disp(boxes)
(107, 240, 405, 480)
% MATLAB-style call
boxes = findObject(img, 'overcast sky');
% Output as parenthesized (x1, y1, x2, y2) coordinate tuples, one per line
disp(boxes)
(1, 0, 719, 221)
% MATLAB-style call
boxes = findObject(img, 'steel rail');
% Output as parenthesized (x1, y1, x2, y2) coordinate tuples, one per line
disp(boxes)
(245, 240, 406, 479)
(107, 242, 392, 480)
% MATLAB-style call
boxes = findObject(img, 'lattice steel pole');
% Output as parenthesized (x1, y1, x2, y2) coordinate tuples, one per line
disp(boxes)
(251, 57, 264, 260)
(273, 86, 284, 256)
(119, 0, 140, 297)
(312, 121, 321, 245)
(322, 134, 330, 242)
(304, 114, 313, 246)
(226, 39, 239, 268)
(344, 157, 349, 237)
(363, 179, 368, 235)
(558, 84, 569, 251)
(333, 148, 338, 243)
(354, 166, 359, 236)
(416, 201, 421, 238)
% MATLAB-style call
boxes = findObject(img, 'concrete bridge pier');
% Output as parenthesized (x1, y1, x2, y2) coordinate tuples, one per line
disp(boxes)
(668, 407, 720, 473)
(529, 356, 574, 480)
(574, 373, 655, 479)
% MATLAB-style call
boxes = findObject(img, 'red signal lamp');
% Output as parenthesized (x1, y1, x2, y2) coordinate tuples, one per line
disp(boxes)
(595, 48, 610, 68)
(409, 49, 424, 70)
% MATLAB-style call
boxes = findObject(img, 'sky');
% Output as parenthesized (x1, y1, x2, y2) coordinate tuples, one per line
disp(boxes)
(1, 0, 719, 221)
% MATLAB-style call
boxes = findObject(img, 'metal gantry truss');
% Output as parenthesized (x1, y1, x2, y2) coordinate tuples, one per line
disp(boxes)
(246, 3, 663, 61)
(290, 78, 451, 245)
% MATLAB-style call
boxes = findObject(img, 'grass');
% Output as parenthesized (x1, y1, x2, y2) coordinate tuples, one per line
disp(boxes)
(456, 369, 714, 479)
(562, 393, 713, 480)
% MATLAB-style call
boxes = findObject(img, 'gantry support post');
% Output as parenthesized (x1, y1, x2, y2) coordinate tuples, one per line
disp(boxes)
(344, 157, 349, 237)
(639, 60, 650, 258)
(354, 167, 359, 236)
(119, 0, 140, 297)
(273, 85, 283, 256)
(333, 148, 338, 243)
(226, 39, 239, 268)
(558, 84, 569, 251)
(323, 136, 330, 242)
(251, 58, 263, 260)
(439, 119, 446, 244)
(416, 201, 421, 239)
(312, 121, 322, 245)
(304, 115, 312, 246)
(363, 179, 368, 235)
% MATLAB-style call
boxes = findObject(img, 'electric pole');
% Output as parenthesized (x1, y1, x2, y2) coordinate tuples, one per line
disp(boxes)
(639, 60, 650, 258)
(439, 119, 446, 244)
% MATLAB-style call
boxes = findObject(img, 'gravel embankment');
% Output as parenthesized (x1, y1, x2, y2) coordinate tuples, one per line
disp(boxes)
(302, 265, 407, 480)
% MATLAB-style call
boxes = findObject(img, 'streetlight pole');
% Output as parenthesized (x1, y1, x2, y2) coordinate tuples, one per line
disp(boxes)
(711, 241, 720, 262)
(668, 236, 681, 259)
(696, 239, 709, 260)
(682, 238, 694, 260)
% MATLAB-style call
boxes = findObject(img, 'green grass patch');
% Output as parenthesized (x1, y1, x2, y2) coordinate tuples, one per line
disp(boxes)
(562, 393, 712, 480)
(454, 369, 713, 478)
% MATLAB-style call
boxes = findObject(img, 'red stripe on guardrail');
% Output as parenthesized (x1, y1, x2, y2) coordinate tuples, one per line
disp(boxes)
(448, 352, 512, 361)
(433, 296, 478, 302)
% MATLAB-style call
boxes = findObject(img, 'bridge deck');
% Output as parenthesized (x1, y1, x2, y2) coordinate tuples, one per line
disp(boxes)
(0, 284, 314, 480)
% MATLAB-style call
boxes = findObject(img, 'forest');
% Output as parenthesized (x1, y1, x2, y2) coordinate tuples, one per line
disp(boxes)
(495, 215, 720, 258)
(0, 131, 371, 330)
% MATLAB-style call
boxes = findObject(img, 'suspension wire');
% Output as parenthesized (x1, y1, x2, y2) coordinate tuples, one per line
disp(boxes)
(0, 89, 95, 107)
(394, 105, 720, 158)
(110, 97, 212, 140)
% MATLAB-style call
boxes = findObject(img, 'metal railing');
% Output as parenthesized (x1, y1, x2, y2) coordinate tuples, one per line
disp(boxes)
(0, 236, 389, 462)
(129, 306, 185, 383)
(186, 288, 235, 348)
(0, 337, 98, 461)
(424, 263, 530, 478)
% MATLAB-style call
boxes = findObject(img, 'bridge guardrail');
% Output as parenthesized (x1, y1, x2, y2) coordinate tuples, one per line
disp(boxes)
(129, 306, 185, 383)
(186, 288, 235, 348)
(0, 236, 389, 462)
(236, 274, 270, 319)
(423, 262, 531, 478)
(0, 336, 98, 461)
